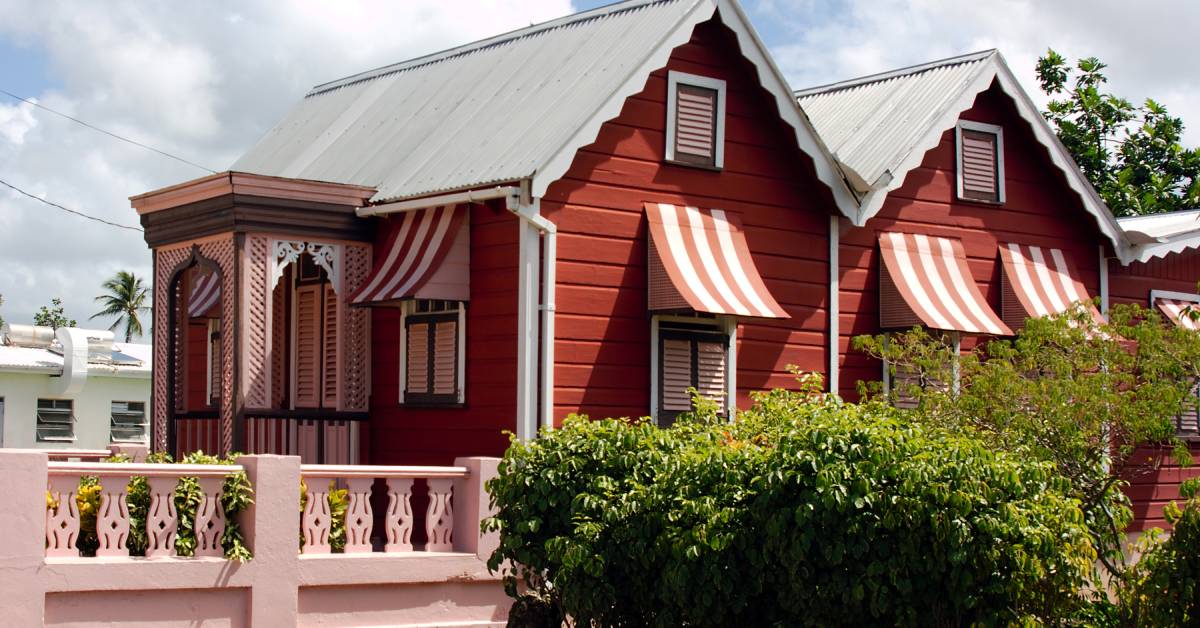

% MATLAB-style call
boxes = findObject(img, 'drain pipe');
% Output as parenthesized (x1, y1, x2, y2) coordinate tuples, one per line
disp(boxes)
(508, 183, 557, 438)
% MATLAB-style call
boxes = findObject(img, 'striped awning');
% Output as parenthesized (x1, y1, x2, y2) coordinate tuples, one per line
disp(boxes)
(998, 243, 1104, 328)
(1156, 298, 1200, 331)
(188, 271, 220, 318)
(878, 232, 1010, 335)
(645, 202, 787, 319)
(352, 204, 468, 305)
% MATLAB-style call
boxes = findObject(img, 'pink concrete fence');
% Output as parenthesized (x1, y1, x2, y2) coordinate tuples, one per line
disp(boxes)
(0, 449, 508, 627)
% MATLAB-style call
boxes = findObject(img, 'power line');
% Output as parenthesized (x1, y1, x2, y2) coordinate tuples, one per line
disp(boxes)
(0, 88, 217, 174)
(0, 178, 143, 233)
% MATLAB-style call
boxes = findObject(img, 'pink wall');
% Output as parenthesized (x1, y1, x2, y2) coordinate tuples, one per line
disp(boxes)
(0, 450, 508, 627)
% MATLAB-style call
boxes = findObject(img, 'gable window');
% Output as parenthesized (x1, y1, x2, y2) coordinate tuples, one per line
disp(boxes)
(665, 71, 726, 169)
(652, 317, 734, 426)
(401, 299, 465, 406)
(956, 120, 1005, 203)
(111, 401, 148, 443)
(36, 399, 75, 442)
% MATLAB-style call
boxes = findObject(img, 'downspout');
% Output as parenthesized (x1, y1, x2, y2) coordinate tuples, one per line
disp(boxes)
(507, 184, 557, 438)
(1098, 244, 1109, 317)
(828, 215, 840, 395)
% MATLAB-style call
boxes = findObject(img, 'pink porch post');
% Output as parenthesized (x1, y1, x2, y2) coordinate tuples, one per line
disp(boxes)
(453, 456, 501, 561)
(0, 450, 50, 626)
(237, 454, 301, 627)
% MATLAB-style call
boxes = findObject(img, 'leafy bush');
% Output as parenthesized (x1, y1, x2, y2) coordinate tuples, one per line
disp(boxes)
(299, 479, 349, 552)
(1119, 478, 1200, 625)
(55, 451, 253, 560)
(485, 381, 1096, 626)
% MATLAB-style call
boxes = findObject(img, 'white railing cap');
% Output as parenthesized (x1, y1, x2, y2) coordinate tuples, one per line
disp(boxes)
(300, 464, 469, 479)
(48, 462, 244, 477)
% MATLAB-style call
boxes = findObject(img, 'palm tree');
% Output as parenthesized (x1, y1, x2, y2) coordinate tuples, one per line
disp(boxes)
(91, 271, 150, 343)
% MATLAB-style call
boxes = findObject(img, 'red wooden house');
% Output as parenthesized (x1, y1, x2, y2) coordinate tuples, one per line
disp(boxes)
(130, 0, 860, 465)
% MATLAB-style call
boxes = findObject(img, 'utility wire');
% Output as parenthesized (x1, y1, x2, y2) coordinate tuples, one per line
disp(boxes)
(0, 88, 217, 174)
(0, 178, 143, 232)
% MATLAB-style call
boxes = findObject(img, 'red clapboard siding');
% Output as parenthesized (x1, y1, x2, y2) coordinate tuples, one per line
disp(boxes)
(836, 84, 1107, 400)
(1122, 443, 1200, 531)
(541, 17, 839, 423)
(368, 202, 518, 465)
(1109, 247, 1200, 309)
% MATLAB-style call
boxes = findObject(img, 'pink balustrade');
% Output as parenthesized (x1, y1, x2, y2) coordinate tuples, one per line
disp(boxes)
(44, 461, 241, 558)
(44, 449, 116, 462)
(299, 464, 468, 554)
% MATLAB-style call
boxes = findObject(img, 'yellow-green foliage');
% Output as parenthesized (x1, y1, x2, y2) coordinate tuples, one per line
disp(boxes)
(299, 480, 349, 552)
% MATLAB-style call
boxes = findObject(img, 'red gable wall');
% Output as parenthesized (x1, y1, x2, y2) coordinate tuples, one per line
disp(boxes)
(836, 83, 1108, 398)
(540, 17, 839, 422)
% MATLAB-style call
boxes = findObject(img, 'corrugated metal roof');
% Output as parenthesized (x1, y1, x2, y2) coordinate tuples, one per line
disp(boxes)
(1118, 209, 1200, 261)
(0, 343, 152, 375)
(796, 50, 996, 191)
(233, 0, 706, 203)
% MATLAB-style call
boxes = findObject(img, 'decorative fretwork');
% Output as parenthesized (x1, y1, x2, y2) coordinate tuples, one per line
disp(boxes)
(385, 478, 415, 552)
(344, 478, 374, 553)
(153, 246, 192, 452)
(193, 477, 227, 556)
(342, 243, 372, 411)
(145, 477, 179, 557)
(199, 237, 237, 455)
(308, 243, 341, 294)
(301, 478, 333, 554)
(425, 478, 454, 552)
(45, 475, 81, 557)
(95, 475, 132, 557)
(271, 240, 342, 293)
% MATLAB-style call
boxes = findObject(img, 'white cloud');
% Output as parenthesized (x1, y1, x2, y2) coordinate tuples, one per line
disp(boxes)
(0, 0, 573, 334)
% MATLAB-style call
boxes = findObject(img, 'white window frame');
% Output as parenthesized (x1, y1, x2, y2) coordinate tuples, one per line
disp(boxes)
(110, 400, 149, 444)
(649, 314, 737, 422)
(665, 70, 727, 169)
(398, 300, 467, 405)
(36, 398, 76, 443)
(955, 119, 1005, 204)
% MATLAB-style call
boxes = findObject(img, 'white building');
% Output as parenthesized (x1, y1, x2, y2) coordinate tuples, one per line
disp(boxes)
(0, 324, 151, 450)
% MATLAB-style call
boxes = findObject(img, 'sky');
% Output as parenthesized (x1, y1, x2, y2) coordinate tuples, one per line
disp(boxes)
(1, 0, 1198, 338)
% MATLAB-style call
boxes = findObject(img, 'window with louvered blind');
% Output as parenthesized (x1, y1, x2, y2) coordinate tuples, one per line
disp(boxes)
(656, 322, 730, 426)
(665, 71, 726, 169)
(293, 283, 322, 408)
(1177, 381, 1200, 438)
(402, 300, 465, 406)
(956, 120, 1005, 203)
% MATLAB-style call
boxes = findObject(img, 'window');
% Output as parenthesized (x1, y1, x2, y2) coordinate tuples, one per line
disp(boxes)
(653, 318, 733, 426)
(882, 333, 961, 409)
(1178, 382, 1200, 438)
(665, 71, 726, 169)
(36, 399, 75, 442)
(401, 300, 465, 406)
(111, 401, 148, 443)
(956, 120, 1004, 203)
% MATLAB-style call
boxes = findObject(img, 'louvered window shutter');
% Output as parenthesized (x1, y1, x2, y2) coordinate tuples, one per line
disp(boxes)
(294, 285, 321, 407)
(695, 340, 726, 413)
(208, 321, 220, 407)
(432, 320, 457, 396)
(674, 84, 718, 167)
(406, 322, 430, 395)
(960, 129, 1000, 202)
(1179, 381, 1200, 436)
(322, 284, 338, 408)
(660, 339, 694, 412)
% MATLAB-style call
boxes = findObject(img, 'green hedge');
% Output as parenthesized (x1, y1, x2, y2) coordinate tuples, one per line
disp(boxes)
(486, 389, 1096, 626)
(1120, 478, 1200, 625)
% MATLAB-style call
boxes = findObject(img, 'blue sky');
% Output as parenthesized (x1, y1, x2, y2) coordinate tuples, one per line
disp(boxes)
(0, 0, 1197, 333)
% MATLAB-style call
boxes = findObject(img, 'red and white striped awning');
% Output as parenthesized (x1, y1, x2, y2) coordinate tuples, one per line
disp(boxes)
(645, 202, 788, 319)
(878, 232, 1011, 335)
(188, 271, 220, 318)
(998, 243, 1104, 328)
(1156, 298, 1200, 331)
(352, 204, 468, 305)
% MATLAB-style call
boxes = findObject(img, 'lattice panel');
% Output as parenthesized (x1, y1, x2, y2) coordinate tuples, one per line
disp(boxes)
(153, 246, 191, 453)
(243, 236, 271, 409)
(198, 237, 236, 454)
(341, 243, 372, 411)
(271, 281, 287, 407)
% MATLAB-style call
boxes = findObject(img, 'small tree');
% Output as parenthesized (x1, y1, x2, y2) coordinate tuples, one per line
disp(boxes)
(853, 302, 1199, 581)
(90, 270, 150, 342)
(34, 298, 76, 330)
(1037, 49, 1200, 216)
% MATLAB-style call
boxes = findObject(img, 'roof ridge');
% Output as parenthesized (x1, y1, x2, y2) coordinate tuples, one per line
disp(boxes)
(308, 0, 678, 96)
(794, 49, 997, 98)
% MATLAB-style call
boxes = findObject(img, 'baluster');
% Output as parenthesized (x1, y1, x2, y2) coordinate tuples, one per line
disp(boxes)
(302, 477, 332, 554)
(384, 478, 414, 553)
(425, 478, 454, 552)
(45, 475, 81, 557)
(344, 478, 374, 553)
(193, 477, 226, 557)
(95, 475, 132, 557)
(145, 476, 179, 558)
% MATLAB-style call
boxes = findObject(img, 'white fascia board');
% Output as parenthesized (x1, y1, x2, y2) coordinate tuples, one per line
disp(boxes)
(531, 0, 711, 200)
(853, 62, 999, 226)
(1127, 233, 1200, 263)
(713, 0, 859, 219)
(1150, 288, 1200, 305)
(990, 57, 1131, 261)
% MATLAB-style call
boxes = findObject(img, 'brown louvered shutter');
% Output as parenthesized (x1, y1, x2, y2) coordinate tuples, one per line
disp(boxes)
(208, 320, 220, 407)
(694, 340, 727, 413)
(674, 84, 718, 167)
(661, 339, 694, 412)
(432, 320, 457, 396)
(960, 129, 999, 201)
(1179, 382, 1200, 436)
(406, 322, 430, 395)
(294, 285, 321, 407)
(322, 285, 339, 408)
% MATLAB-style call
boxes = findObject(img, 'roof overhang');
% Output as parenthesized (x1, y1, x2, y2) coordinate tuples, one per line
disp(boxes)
(1118, 209, 1200, 263)
(130, 171, 376, 215)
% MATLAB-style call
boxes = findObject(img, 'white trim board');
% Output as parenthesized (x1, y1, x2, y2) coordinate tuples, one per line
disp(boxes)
(665, 70, 727, 168)
(954, 119, 1005, 204)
